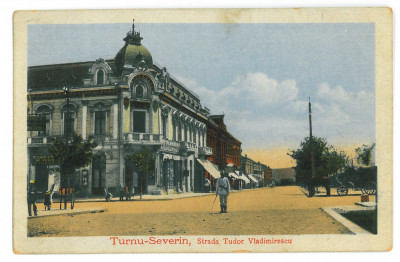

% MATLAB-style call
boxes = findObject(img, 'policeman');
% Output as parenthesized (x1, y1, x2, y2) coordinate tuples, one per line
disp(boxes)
(216, 172, 230, 213)
(28, 180, 38, 216)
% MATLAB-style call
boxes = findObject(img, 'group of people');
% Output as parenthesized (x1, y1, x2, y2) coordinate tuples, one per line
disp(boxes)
(27, 174, 230, 216)
(27, 180, 54, 216)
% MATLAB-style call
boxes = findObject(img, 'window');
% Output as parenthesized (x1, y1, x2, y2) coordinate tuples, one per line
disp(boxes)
(97, 69, 104, 85)
(36, 105, 51, 136)
(172, 119, 176, 141)
(64, 112, 75, 135)
(95, 111, 106, 135)
(136, 85, 144, 98)
(184, 125, 188, 141)
(177, 122, 182, 141)
(162, 114, 168, 138)
(131, 78, 150, 100)
(133, 110, 146, 133)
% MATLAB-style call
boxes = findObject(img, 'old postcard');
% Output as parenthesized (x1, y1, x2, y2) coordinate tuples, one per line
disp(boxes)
(13, 8, 393, 253)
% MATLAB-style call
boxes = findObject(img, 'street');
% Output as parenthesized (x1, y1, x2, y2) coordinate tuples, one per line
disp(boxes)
(28, 186, 365, 237)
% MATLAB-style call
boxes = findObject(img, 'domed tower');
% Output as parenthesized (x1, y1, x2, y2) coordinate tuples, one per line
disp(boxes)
(115, 20, 153, 75)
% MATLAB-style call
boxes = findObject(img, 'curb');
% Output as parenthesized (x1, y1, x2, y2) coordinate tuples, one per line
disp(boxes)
(321, 207, 372, 235)
(28, 208, 107, 219)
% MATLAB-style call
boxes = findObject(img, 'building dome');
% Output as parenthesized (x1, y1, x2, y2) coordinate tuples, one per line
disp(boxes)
(115, 20, 153, 74)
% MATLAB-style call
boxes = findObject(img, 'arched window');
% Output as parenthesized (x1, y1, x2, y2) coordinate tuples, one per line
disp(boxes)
(97, 69, 104, 85)
(136, 85, 144, 98)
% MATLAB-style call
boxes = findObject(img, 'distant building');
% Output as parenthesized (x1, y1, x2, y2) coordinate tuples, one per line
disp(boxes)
(272, 168, 296, 185)
(205, 115, 241, 190)
(240, 154, 271, 188)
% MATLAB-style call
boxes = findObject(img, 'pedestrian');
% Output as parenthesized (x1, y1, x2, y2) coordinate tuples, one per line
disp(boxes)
(44, 190, 52, 210)
(27, 180, 38, 216)
(216, 172, 230, 213)
(119, 185, 125, 201)
(204, 178, 210, 193)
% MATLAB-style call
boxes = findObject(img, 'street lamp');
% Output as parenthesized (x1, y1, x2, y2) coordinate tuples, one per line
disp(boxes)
(62, 86, 71, 209)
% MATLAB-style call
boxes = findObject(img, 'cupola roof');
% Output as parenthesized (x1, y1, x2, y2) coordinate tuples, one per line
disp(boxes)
(115, 19, 153, 73)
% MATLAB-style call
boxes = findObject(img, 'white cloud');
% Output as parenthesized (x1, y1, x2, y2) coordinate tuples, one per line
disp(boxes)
(317, 83, 351, 102)
(175, 74, 375, 150)
(177, 72, 299, 112)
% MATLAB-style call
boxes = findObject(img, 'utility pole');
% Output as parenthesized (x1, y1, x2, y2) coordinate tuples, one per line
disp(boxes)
(309, 97, 316, 179)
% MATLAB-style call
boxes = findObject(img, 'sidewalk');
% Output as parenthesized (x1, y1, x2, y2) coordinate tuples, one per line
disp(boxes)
(30, 192, 213, 219)
(36, 191, 215, 204)
(72, 189, 256, 202)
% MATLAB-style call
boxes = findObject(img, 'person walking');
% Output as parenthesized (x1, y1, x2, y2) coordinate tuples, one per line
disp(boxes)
(216, 172, 230, 213)
(27, 180, 38, 216)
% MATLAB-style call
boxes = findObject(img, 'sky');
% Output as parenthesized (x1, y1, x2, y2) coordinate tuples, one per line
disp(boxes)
(28, 22, 375, 167)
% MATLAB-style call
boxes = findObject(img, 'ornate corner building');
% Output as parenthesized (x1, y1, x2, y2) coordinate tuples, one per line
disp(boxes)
(27, 21, 218, 196)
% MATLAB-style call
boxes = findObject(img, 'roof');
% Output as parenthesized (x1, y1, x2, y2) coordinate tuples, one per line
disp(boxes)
(27, 59, 118, 90)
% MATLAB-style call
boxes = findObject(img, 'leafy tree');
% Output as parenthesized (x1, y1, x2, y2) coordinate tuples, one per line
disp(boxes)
(288, 136, 348, 196)
(355, 143, 375, 166)
(126, 146, 155, 199)
(49, 134, 97, 208)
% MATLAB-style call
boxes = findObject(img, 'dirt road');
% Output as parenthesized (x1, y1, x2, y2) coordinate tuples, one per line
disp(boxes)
(28, 186, 362, 237)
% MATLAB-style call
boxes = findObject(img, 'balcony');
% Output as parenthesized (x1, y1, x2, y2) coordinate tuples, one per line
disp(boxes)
(198, 146, 213, 156)
(27, 136, 58, 146)
(123, 133, 162, 144)
(160, 140, 181, 154)
(180, 141, 198, 153)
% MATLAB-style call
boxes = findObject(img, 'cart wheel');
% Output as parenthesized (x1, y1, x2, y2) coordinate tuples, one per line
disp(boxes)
(363, 182, 376, 195)
(337, 186, 348, 196)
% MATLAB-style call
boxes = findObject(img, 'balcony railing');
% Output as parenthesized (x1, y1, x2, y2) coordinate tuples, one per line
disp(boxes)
(180, 141, 198, 152)
(198, 146, 213, 155)
(160, 140, 181, 154)
(123, 133, 162, 143)
(28, 136, 59, 145)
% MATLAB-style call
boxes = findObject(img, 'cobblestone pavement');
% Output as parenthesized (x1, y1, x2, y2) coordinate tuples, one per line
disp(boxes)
(28, 186, 365, 237)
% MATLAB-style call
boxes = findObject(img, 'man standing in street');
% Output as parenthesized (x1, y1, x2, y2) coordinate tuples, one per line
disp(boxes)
(216, 172, 230, 213)
(27, 180, 38, 216)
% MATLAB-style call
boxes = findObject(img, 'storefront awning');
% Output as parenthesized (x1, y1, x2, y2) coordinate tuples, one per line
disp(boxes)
(239, 175, 250, 184)
(197, 159, 221, 179)
(248, 174, 259, 183)
(229, 172, 239, 179)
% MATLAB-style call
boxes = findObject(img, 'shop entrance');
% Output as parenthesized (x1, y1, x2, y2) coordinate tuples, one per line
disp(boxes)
(35, 165, 49, 193)
(92, 155, 106, 195)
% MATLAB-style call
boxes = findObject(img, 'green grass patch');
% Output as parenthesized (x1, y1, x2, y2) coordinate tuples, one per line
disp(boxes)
(341, 209, 377, 234)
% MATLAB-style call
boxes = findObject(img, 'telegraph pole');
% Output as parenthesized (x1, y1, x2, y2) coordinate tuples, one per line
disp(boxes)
(309, 98, 316, 179)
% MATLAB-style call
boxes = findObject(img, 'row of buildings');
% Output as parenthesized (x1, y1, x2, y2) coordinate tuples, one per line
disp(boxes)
(27, 21, 271, 196)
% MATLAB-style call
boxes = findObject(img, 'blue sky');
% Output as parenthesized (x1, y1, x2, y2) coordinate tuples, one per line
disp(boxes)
(28, 23, 375, 151)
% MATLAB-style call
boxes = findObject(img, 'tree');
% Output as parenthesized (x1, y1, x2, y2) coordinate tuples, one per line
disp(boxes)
(288, 136, 348, 196)
(49, 134, 97, 209)
(355, 143, 375, 166)
(126, 146, 155, 199)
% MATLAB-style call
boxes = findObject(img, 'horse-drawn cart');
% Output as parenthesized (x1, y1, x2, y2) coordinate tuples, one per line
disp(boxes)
(332, 166, 377, 196)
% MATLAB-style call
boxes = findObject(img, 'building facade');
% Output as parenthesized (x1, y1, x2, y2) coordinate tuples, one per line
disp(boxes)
(240, 154, 271, 188)
(205, 115, 242, 190)
(27, 21, 213, 196)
